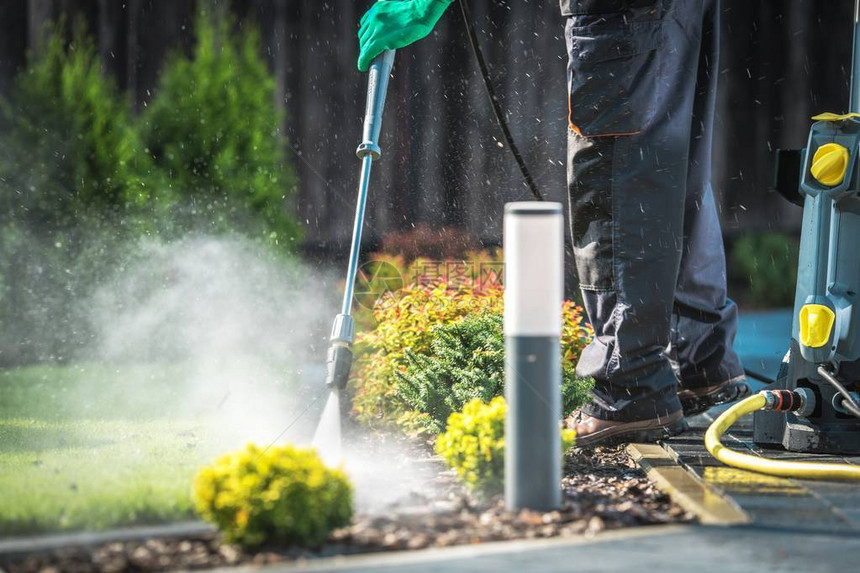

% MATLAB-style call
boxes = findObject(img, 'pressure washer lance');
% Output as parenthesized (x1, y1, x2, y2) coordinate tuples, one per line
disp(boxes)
(313, 51, 397, 462)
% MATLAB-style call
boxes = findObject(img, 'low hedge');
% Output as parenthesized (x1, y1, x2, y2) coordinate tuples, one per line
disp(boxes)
(193, 444, 353, 548)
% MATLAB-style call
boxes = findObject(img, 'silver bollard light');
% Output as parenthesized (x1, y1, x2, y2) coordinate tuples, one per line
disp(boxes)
(503, 201, 564, 511)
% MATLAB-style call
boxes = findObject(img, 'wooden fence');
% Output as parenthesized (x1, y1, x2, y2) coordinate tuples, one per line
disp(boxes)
(0, 0, 855, 254)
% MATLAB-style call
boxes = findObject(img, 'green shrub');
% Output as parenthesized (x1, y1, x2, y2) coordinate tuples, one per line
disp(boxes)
(0, 13, 307, 366)
(0, 20, 153, 231)
(351, 250, 504, 331)
(396, 311, 594, 434)
(351, 282, 505, 430)
(435, 397, 576, 496)
(731, 232, 799, 307)
(352, 255, 407, 330)
(561, 300, 593, 376)
(193, 444, 353, 548)
(0, 21, 155, 364)
(352, 278, 594, 433)
(141, 9, 301, 248)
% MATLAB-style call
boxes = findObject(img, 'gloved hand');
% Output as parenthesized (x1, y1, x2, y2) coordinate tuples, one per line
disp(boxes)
(357, 0, 454, 72)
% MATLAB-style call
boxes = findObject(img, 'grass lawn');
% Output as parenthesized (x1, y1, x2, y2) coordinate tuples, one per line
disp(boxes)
(0, 363, 294, 536)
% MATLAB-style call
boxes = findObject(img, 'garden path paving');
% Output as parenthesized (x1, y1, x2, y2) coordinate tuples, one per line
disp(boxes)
(665, 412, 860, 533)
(238, 524, 860, 572)
(668, 308, 860, 533)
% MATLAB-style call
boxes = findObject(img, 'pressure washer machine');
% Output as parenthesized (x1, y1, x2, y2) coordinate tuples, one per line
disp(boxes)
(752, 1, 860, 456)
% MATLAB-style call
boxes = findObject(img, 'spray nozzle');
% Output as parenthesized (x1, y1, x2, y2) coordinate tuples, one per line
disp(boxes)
(325, 314, 355, 390)
(325, 342, 353, 390)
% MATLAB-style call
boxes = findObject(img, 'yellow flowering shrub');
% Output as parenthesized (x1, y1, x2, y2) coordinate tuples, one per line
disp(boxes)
(351, 282, 594, 432)
(192, 444, 353, 548)
(347, 245, 593, 433)
(435, 397, 576, 496)
(350, 282, 504, 430)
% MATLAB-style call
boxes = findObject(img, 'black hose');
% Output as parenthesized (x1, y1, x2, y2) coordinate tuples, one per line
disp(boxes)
(456, 0, 544, 202)
(457, 0, 580, 259)
(744, 367, 776, 385)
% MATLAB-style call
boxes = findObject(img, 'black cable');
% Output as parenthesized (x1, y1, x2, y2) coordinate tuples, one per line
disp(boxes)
(458, 0, 578, 260)
(744, 367, 776, 386)
(456, 0, 544, 202)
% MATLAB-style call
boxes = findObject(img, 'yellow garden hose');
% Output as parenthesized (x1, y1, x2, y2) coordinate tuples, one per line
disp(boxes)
(704, 392, 860, 481)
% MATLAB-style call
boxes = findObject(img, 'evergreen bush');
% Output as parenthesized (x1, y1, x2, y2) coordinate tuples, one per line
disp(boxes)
(395, 311, 593, 434)
(0, 21, 154, 364)
(0, 20, 153, 231)
(350, 283, 505, 430)
(141, 9, 301, 248)
(352, 280, 594, 434)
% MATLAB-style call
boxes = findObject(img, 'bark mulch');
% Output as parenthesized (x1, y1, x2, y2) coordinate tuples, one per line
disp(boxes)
(0, 446, 692, 573)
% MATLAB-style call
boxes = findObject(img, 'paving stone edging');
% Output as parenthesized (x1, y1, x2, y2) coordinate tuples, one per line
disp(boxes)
(0, 522, 214, 558)
(626, 443, 749, 525)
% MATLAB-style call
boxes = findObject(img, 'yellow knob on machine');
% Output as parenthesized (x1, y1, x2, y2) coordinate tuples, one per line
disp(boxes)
(810, 142, 850, 186)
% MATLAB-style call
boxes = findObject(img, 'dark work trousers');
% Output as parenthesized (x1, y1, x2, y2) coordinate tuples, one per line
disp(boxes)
(563, 0, 744, 422)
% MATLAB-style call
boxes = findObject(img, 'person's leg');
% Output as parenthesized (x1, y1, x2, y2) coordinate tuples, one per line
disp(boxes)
(667, 0, 747, 411)
(564, 0, 705, 436)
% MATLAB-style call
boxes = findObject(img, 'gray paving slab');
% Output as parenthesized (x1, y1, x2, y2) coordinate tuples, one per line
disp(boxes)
(661, 410, 860, 533)
(805, 491, 860, 508)
(245, 525, 860, 573)
(842, 508, 860, 523)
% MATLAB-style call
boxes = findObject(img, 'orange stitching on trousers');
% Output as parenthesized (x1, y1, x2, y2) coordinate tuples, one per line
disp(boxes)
(568, 121, 641, 138)
(568, 91, 640, 138)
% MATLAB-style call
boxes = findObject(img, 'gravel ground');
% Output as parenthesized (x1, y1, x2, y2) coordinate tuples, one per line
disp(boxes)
(0, 446, 692, 572)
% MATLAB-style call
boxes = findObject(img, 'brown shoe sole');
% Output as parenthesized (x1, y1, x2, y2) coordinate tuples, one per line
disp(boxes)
(678, 378, 751, 417)
(575, 410, 688, 448)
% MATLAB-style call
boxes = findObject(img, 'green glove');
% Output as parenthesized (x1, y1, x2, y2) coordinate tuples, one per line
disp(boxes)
(357, 0, 455, 72)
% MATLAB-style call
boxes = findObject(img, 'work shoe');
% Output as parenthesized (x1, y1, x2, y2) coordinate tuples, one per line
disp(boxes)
(678, 377, 751, 417)
(565, 409, 688, 448)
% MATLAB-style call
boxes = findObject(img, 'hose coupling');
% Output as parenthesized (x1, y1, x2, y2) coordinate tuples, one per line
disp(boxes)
(759, 388, 815, 416)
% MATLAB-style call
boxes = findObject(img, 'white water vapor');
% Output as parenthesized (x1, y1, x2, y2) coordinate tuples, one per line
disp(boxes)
(85, 236, 334, 445)
(81, 235, 438, 512)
